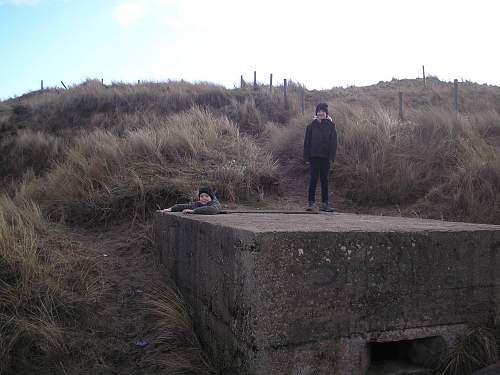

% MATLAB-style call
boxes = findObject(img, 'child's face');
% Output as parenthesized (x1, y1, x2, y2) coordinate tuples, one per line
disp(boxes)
(199, 193, 212, 204)
(317, 110, 327, 120)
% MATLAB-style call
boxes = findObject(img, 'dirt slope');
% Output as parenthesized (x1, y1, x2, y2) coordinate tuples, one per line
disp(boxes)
(58, 223, 210, 375)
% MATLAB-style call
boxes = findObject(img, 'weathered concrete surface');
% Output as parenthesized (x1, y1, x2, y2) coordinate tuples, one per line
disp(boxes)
(473, 362, 500, 374)
(155, 212, 500, 374)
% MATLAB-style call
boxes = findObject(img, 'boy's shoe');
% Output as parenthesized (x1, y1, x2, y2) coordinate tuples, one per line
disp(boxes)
(305, 201, 316, 212)
(320, 202, 334, 212)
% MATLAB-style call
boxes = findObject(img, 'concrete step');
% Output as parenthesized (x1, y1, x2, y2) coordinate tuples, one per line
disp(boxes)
(367, 360, 433, 375)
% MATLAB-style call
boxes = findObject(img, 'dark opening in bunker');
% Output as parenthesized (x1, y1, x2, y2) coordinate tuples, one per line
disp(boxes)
(368, 336, 445, 374)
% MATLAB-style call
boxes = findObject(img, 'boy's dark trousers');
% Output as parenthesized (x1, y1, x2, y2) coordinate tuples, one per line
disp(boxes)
(308, 157, 330, 203)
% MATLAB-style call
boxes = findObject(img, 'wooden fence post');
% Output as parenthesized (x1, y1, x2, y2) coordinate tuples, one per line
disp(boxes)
(253, 71, 257, 89)
(270, 73, 273, 91)
(454, 79, 459, 112)
(284, 79, 288, 109)
(422, 65, 426, 87)
(41, 80, 44, 90)
(399, 92, 404, 120)
(101, 78, 104, 85)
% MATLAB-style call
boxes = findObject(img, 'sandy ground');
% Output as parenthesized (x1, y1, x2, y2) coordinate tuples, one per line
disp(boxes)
(66, 224, 175, 375)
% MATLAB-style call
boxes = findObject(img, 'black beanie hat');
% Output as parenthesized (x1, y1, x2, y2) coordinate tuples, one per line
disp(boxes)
(315, 102, 329, 115)
(198, 187, 215, 200)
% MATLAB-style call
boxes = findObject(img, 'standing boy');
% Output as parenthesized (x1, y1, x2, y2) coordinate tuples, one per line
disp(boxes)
(303, 102, 337, 212)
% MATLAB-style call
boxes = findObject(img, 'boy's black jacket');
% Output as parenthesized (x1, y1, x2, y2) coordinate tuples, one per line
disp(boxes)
(171, 198, 222, 215)
(303, 118, 337, 161)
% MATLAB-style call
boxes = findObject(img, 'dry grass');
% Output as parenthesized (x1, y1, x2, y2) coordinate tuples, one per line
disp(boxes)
(24, 107, 277, 226)
(439, 327, 498, 375)
(0, 195, 101, 374)
(0, 129, 66, 181)
(4, 77, 495, 225)
(266, 99, 500, 223)
(2, 77, 500, 373)
(4, 79, 300, 137)
(0, 102, 12, 124)
(144, 287, 215, 374)
(5, 80, 230, 134)
(308, 77, 500, 115)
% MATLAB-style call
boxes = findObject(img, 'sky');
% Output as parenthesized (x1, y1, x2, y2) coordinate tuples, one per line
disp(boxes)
(1, 0, 500, 99)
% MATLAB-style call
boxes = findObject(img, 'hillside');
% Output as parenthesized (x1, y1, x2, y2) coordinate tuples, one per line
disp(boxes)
(1, 78, 500, 374)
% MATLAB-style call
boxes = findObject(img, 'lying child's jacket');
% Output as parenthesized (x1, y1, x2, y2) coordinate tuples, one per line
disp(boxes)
(170, 197, 222, 215)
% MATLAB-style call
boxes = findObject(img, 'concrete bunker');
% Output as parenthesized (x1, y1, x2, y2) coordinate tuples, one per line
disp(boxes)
(155, 211, 500, 374)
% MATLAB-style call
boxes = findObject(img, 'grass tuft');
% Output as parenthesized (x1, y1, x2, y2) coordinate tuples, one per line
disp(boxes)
(144, 287, 215, 374)
(439, 327, 498, 375)
(0, 195, 101, 374)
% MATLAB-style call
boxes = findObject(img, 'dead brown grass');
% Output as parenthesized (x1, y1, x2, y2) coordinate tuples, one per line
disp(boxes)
(143, 287, 215, 374)
(2, 77, 500, 373)
(0, 195, 101, 374)
(5, 80, 228, 134)
(267, 100, 500, 223)
(4, 79, 299, 138)
(439, 327, 498, 375)
(24, 107, 277, 226)
(0, 129, 66, 182)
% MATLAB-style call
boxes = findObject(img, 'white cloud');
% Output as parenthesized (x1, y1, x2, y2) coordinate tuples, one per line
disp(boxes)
(109, 0, 178, 27)
(111, 0, 147, 27)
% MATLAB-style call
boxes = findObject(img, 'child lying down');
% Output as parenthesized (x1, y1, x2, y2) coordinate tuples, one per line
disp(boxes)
(158, 187, 221, 215)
